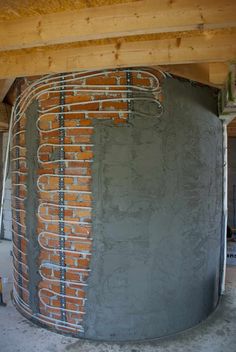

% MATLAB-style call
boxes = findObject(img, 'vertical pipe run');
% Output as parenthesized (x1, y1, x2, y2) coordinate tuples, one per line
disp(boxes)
(233, 185, 236, 231)
(221, 120, 228, 294)
(126, 69, 132, 120)
(15, 101, 23, 299)
(0, 134, 3, 239)
(59, 75, 66, 322)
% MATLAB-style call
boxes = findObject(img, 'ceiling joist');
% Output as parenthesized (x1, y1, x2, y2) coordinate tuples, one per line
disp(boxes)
(0, 0, 235, 52)
(209, 62, 229, 85)
(162, 62, 230, 87)
(0, 29, 235, 79)
(160, 63, 215, 87)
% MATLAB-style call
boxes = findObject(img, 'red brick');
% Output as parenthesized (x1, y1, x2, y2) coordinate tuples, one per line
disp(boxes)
(11, 70, 155, 332)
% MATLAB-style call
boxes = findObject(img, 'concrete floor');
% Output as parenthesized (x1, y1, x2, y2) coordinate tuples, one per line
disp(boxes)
(0, 240, 236, 352)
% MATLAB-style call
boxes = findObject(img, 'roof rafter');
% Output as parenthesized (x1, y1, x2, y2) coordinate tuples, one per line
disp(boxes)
(0, 29, 235, 79)
(0, 0, 235, 52)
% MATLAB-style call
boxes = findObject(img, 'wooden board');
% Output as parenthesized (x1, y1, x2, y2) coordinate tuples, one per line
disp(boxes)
(0, 0, 235, 51)
(0, 0, 135, 21)
(0, 29, 235, 78)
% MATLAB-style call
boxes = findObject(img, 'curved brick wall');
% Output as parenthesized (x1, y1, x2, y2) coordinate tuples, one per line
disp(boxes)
(11, 69, 163, 337)
(11, 70, 223, 341)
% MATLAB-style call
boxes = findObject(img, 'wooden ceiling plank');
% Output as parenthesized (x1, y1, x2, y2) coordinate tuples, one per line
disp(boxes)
(0, 0, 136, 21)
(0, 29, 235, 78)
(0, 0, 236, 52)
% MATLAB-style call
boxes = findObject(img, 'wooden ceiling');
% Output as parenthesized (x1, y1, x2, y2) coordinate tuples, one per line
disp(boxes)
(0, 0, 135, 21)
(0, 0, 235, 131)
(0, 0, 234, 77)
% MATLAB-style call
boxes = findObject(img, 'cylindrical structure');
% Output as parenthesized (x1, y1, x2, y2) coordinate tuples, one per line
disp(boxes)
(11, 70, 223, 341)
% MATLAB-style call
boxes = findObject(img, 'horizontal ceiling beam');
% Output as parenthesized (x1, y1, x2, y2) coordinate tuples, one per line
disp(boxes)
(160, 63, 214, 86)
(0, 29, 235, 78)
(161, 62, 230, 87)
(209, 62, 229, 85)
(0, 0, 236, 52)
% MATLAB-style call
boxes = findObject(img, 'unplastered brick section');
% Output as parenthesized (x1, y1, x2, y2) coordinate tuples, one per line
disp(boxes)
(11, 69, 162, 334)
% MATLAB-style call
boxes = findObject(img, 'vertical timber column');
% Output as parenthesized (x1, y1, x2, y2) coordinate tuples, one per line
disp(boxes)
(59, 75, 66, 322)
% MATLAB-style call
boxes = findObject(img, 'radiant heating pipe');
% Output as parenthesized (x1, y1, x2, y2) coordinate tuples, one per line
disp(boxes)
(221, 120, 228, 294)
(2, 69, 163, 333)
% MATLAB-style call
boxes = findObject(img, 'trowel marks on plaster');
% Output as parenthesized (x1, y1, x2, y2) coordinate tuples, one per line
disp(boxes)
(84, 78, 223, 341)
(25, 100, 41, 313)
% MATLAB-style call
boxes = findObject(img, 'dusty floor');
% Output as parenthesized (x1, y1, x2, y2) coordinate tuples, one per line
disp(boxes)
(0, 240, 236, 352)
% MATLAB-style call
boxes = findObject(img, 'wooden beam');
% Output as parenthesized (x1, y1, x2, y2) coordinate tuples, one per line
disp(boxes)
(0, 0, 135, 21)
(0, 0, 236, 52)
(209, 62, 229, 85)
(0, 29, 235, 79)
(159, 63, 213, 86)
(161, 62, 230, 87)
(0, 79, 15, 102)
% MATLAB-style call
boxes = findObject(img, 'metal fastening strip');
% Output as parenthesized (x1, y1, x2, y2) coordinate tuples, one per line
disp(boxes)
(126, 69, 133, 120)
(14, 99, 23, 299)
(59, 74, 67, 323)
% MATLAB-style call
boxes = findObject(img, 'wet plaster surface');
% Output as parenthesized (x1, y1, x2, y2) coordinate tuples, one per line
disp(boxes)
(84, 78, 223, 340)
(1, 241, 236, 352)
(25, 100, 41, 313)
(227, 137, 236, 228)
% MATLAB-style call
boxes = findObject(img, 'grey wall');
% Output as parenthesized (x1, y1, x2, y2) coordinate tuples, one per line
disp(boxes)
(84, 78, 223, 341)
(228, 137, 236, 230)
(25, 101, 41, 313)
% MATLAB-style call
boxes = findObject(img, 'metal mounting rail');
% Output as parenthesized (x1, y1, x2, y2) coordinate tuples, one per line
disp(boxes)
(59, 74, 67, 322)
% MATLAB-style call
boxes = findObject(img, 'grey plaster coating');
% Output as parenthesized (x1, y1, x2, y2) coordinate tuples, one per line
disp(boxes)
(84, 78, 223, 341)
(25, 100, 41, 313)
(227, 137, 236, 229)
